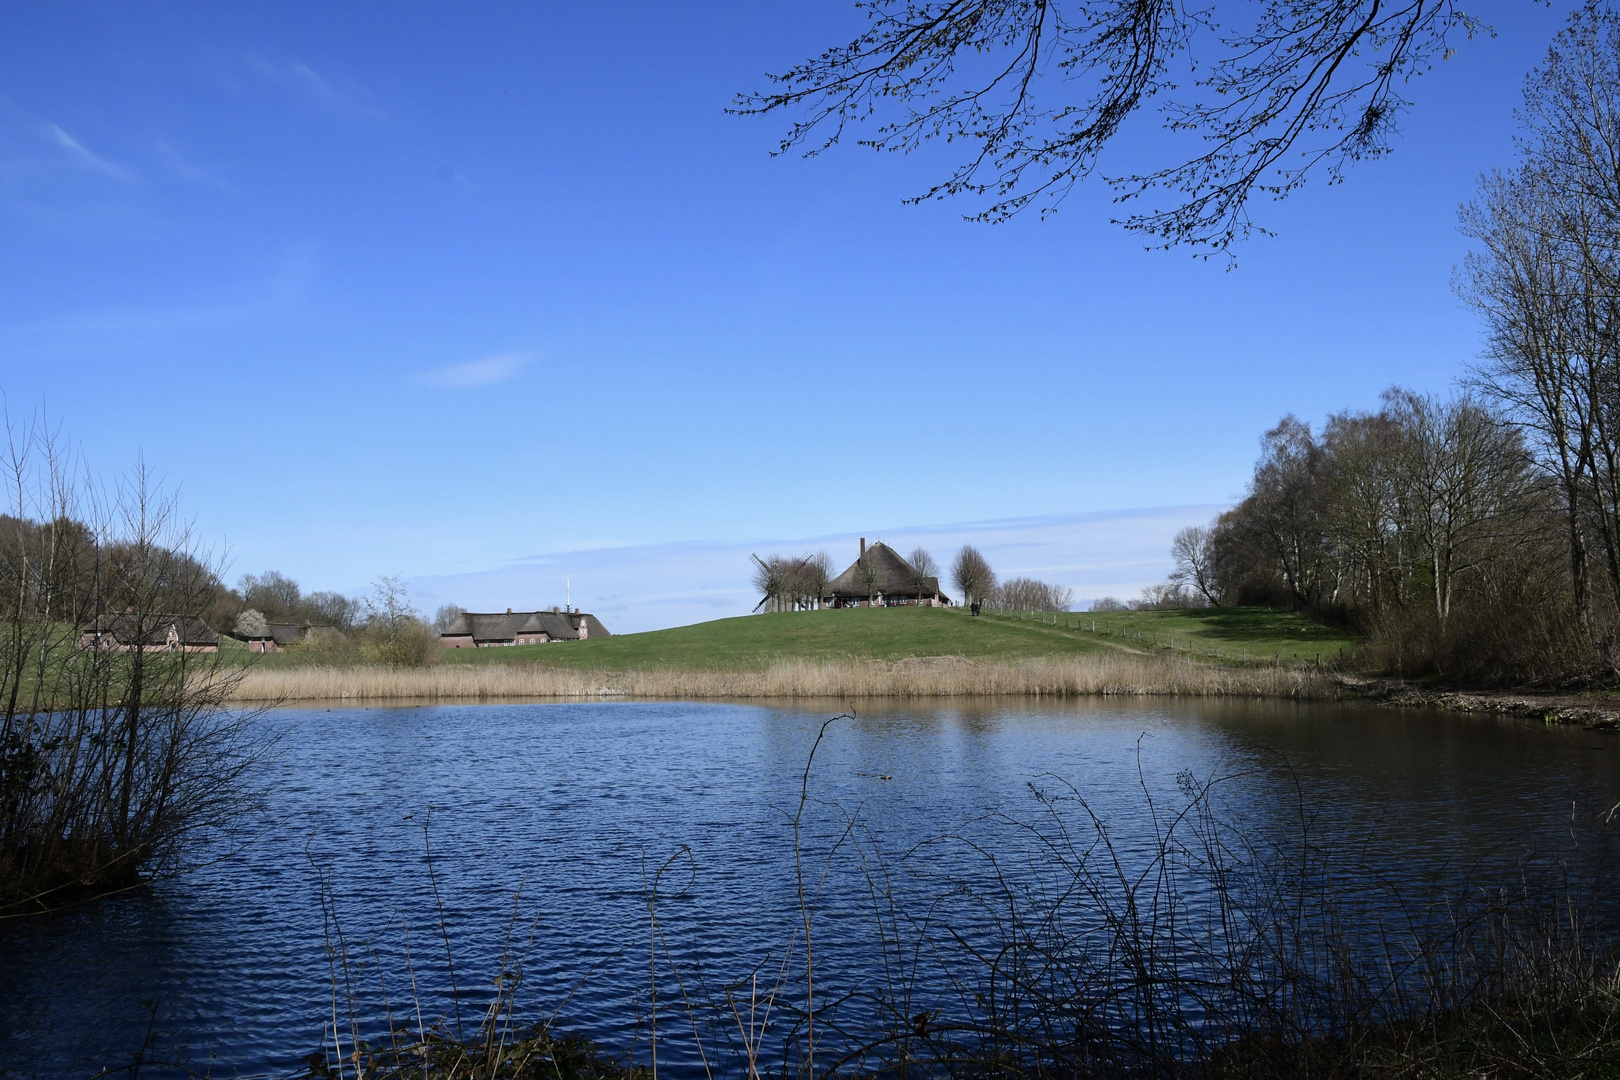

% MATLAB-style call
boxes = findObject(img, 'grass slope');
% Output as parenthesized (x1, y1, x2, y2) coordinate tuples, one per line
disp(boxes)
(979, 605, 1362, 663)
(439, 606, 1107, 672)
(428, 605, 1358, 673)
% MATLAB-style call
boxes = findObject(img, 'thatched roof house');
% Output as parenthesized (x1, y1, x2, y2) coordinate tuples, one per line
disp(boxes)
(246, 622, 343, 654)
(825, 540, 950, 608)
(439, 609, 610, 648)
(80, 613, 220, 653)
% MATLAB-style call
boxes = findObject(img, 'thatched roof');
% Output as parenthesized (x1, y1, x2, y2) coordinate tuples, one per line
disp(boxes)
(440, 611, 611, 641)
(263, 622, 342, 646)
(826, 542, 945, 600)
(85, 613, 219, 647)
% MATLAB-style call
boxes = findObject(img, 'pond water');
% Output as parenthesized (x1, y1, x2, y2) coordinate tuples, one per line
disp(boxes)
(3, 698, 1619, 1079)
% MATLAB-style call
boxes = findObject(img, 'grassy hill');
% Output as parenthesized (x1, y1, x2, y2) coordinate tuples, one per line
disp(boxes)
(977, 605, 1361, 664)
(439, 606, 1103, 671)
(425, 605, 1360, 672)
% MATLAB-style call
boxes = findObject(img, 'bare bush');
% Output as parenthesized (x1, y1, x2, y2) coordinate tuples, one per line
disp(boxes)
(356, 576, 437, 667)
(0, 418, 264, 913)
(1090, 597, 1128, 612)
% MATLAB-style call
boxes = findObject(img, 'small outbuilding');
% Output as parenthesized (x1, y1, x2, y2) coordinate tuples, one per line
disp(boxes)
(80, 613, 221, 653)
(438, 609, 611, 648)
(824, 539, 951, 608)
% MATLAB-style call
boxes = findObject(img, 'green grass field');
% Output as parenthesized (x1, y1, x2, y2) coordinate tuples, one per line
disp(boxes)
(977, 605, 1361, 664)
(438, 606, 1104, 671)
(415, 605, 1360, 672)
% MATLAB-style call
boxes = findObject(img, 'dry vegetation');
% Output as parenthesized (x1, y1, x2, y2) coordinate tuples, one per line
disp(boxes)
(230, 652, 1336, 704)
(0, 421, 262, 914)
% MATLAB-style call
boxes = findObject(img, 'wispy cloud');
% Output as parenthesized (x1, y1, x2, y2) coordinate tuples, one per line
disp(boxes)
(244, 56, 382, 120)
(43, 124, 134, 182)
(407, 506, 1225, 634)
(415, 351, 533, 389)
(152, 140, 225, 188)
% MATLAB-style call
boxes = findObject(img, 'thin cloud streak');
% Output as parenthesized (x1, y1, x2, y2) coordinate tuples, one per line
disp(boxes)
(416, 351, 533, 389)
(43, 124, 134, 182)
(244, 56, 383, 120)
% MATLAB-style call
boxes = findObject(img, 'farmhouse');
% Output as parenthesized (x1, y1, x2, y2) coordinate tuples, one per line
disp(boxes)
(438, 608, 611, 648)
(80, 613, 220, 653)
(824, 539, 951, 608)
(245, 622, 343, 654)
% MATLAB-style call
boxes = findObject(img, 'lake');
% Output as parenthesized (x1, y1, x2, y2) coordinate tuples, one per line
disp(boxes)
(2, 698, 1618, 1079)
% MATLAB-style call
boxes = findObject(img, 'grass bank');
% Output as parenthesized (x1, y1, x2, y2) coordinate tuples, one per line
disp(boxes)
(977, 602, 1363, 663)
(239, 606, 1114, 673)
(230, 652, 1337, 702)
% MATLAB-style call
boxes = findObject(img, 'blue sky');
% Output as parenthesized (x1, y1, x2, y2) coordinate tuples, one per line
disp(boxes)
(0, 2, 1576, 630)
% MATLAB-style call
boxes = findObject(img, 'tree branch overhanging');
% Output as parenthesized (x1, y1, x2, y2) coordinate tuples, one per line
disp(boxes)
(734, 0, 1477, 254)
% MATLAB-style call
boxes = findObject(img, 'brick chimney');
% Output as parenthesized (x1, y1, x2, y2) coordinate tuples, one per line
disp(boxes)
(860, 537, 866, 558)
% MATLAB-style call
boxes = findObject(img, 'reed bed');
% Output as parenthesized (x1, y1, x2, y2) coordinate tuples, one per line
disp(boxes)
(228, 653, 1338, 703)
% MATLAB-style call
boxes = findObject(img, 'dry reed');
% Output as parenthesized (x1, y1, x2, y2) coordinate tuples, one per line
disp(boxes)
(229, 654, 1337, 704)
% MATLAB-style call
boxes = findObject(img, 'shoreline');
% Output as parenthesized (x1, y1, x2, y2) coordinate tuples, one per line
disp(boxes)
(1350, 680, 1620, 729)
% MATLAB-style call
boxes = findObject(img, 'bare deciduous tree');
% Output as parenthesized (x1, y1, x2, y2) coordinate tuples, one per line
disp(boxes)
(1460, 9, 1620, 656)
(753, 554, 795, 612)
(232, 570, 358, 630)
(433, 604, 467, 632)
(857, 548, 883, 604)
(1383, 390, 1536, 632)
(951, 545, 996, 607)
(1197, 386, 1562, 678)
(999, 577, 1075, 611)
(1169, 526, 1221, 606)
(908, 547, 940, 600)
(801, 551, 833, 610)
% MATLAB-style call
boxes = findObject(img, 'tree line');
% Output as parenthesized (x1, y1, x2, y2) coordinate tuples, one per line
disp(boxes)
(1149, 12, 1620, 684)
(1163, 390, 1550, 677)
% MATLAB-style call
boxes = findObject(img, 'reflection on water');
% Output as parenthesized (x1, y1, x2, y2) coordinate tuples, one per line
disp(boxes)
(2, 698, 1617, 1078)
